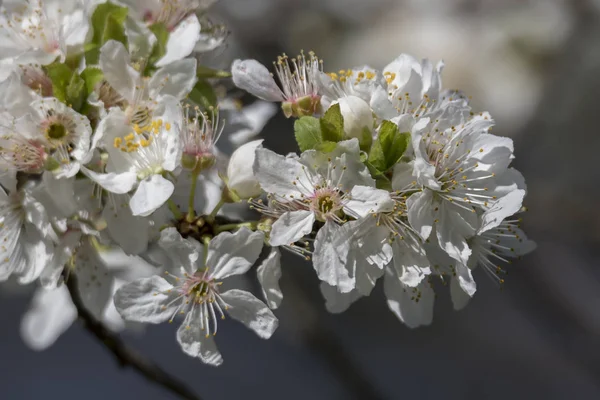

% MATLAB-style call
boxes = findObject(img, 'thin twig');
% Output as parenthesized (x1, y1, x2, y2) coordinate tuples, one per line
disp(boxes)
(63, 270, 204, 400)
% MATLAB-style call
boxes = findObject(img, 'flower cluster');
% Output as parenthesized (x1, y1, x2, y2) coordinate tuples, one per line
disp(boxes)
(0, 0, 534, 369)
(233, 53, 535, 327)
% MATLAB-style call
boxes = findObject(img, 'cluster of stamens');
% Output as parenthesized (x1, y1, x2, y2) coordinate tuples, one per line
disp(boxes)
(0, 135, 46, 173)
(274, 51, 323, 118)
(113, 118, 169, 153)
(160, 269, 228, 337)
(473, 218, 525, 286)
(420, 117, 498, 212)
(143, 0, 197, 31)
(19, 65, 52, 96)
(249, 197, 313, 260)
(0, 0, 61, 54)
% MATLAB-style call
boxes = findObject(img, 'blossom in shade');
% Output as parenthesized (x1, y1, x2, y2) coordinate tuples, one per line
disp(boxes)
(114, 227, 278, 366)
(232, 51, 323, 118)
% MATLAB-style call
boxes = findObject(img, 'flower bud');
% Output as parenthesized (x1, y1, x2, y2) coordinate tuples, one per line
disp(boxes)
(227, 139, 263, 200)
(336, 96, 374, 140)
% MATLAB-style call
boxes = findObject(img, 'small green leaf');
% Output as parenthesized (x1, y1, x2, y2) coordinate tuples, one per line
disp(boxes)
(196, 65, 232, 79)
(80, 67, 104, 95)
(315, 141, 338, 153)
(188, 80, 217, 110)
(145, 23, 169, 75)
(294, 116, 322, 152)
(320, 103, 344, 143)
(66, 73, 86, 111)
(86, 2, 129, 64)
(358, 126, 373, 153)
(365, 161, 392, 190)
(368, 120, 410, 172)
(45, 63, 73, 103)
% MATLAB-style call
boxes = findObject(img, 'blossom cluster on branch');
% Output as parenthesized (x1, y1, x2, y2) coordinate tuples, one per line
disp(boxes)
(0, 0, 534, 369)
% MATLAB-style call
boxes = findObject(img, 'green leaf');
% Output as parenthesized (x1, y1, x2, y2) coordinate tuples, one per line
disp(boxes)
(294, 116, 322, 152)
(320, 103, 344, 143)
(188, 80, 217, 110)
(365, 161, 392, 190)
(368, 120, 410, 172)
(315, 141, 338, 153)
(80, 67, 104, 95)
(196, 65, 232, 79)
(45, 63, 73, 103)
(145, 23, 169, 75)
(86, 2, 129, 64)
(66, 73, 86, 111)
(358, 126, 373, 153)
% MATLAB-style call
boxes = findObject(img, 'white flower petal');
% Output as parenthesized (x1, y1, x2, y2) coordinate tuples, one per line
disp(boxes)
(391, 241, 430, 288)
(81, 167, 137, 194)
(232, 59, 284, 102)
(384, 269, 434, 328)
(17, 224, 53, 285)
(130, 175, 174, 217)
(220, 289, 278, 339)
(320, 283, 362, 314)
(227, 139, 263, 199)
(208, 228, 264, 280)
(176, 308, 223, 366)
(269, 210, 315, 247)
(99, 40, 138, 102)
(158, 227, 203, 274)
(103, 197, 149, 255)
(478, 189, 525, 234)
(228, 101, 278, 146)
(256, 248, 282, 309)
(20, 286, 77, 351)
(392, 161, 415, 192)
(114, 276, 178, 324)
(0, 71, 36, 117)
(40, 230, 82, 289)
(435, 202, 475, 264)
(254, 148, 311, 199)
(456, 262, 476, 297)
(344, 185, 394, 218)
(156, 15, 200, 67)
(406, 190, 435, 240)
(149, 58, 197, 100)
(450, 277, 471, 311)
(312, 221, 354, 293)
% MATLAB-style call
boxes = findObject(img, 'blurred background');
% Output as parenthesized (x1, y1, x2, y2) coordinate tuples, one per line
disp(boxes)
(2, 0, 600, 398)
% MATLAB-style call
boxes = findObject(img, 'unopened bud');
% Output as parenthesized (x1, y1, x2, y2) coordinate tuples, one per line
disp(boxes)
(227, 139, 263, 200)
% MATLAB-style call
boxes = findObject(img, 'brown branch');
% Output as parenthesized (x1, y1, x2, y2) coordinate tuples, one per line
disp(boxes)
(63, 270, 204, 400)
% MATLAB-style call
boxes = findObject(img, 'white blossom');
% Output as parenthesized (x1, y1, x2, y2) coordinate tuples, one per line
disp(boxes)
(0, 0, 92, 68)
(0, 186, 53, 284)
(232, 51, 323, 118)
(114, 228, 278, 365)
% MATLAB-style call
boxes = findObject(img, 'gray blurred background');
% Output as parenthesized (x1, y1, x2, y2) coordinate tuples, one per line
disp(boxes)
(2, 0, 600, 399)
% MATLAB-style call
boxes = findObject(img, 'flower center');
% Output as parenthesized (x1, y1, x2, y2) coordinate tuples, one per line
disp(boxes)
(46, 123, 66, 140)
(274, 51, 323, 117)
(310, 187, 343, 222)
(0, 137, 46, 173)
(318, 195, 335, 214)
